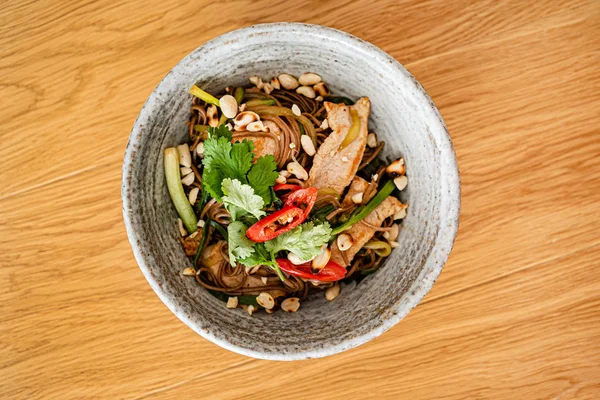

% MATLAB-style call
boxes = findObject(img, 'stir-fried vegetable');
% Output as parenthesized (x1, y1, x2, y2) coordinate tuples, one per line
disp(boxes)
(164, 147, 198, 233)
(245, 99, 276, 107)
(193, 217, 212, 266)
(283, 187, 318, 219)
(331, 179, 396, 236)
(363, 240, 392, 257)
(189, 85, 220, 107)
(246, 206, 305, 242)
(276, 258, 346, 282)
(339, 109, 360, 151)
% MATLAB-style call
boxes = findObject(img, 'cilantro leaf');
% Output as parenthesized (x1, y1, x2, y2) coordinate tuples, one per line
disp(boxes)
(265, 221, 332, 261)
(227, 221, 256, 266)
(221, 178, 266, 221)
(202, 136, 253, 201)
(239, 243, 285, 281)
(248, 155, 279, 204)
(207, 124, 233, 141)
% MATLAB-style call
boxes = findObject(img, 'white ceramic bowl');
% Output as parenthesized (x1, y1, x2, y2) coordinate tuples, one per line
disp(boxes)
(122, 23, 460, 360)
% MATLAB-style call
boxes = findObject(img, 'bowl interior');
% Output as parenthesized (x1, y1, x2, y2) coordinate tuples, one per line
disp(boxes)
(123, 23, 459, 360)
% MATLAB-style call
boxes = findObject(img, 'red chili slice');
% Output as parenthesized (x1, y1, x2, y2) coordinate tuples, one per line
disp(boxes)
(284, 187, 318, 218)
(273, 184, 303, 192)
(276, 258, 346, 282)
(246, 206, 305, 242)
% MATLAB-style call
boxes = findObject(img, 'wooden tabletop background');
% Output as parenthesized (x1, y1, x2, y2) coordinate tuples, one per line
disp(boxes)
(2, 0, 599, 398)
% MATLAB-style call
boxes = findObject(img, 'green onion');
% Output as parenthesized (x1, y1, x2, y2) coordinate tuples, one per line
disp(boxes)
(331, 180, 396, 236)
(363, 240, 392, 257)
(245, 99, 276, 107)
(193, 217, 211, 266)
(189, 85, 220, 107)
(234, 87, 245, 104)
(210, 220, 228, 240)
(164, 148, 198, 233)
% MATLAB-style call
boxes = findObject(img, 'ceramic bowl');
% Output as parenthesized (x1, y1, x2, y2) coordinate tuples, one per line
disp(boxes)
(122, 23, 460, 360)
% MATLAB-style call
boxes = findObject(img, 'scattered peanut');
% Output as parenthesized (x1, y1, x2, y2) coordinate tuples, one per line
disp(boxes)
(180, 166, 192, 176)
(226, 297, 238, 308)
(287, 252, 306, 265)
(300, 135, 316, 156)
(188, 187, 200, 205)
(278, 73, 299, 90)
(390, 241, 400, 248)
(337, 233, 353, 251)
(177, 218, 187, 236)
(263, 82, 273, 95)
(383, 223, 400, 242)
(311, 246, 331, 273)
(320, 118, 329, 129)
(296, 85, 316, 99)
(386, 158, 406, 176)
(313, 82, 329, 97)
(270, 77, 280, 90)
(219, 94, 238, 119)
(182, 267, 196, 276)
(394, 207, 407, 220)
(315, 95, 324, 102)
(207, 104, 219, 127)
(287, 161, 308, 180)
(177, 143, 192, 168)
(246, 120, 266, 132)
(299, 72, 322, 86)
(249, 76, 264, 89)
(197, 219, 205, 228)
(367, 133, 378, 148)
(181, 172, 195, 186)
(234, 111, 260, 130)
(325, 283, 341, 301)
(393, 176, 408, 191)
(291, 104, 301, 116)
(281, 297, 300, 312)
(256, 292, 275, 309)
(351, 192, 364, 204)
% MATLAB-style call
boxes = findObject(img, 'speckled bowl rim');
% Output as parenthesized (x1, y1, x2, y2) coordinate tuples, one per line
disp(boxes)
(122, 23, 460, 360)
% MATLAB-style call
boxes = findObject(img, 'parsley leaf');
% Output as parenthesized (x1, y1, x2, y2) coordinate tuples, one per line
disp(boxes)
(227, 221, 256, 266)
(248, 155, 279, 204)
(221, 178, 266, 221)
(265, 221, 332, 261)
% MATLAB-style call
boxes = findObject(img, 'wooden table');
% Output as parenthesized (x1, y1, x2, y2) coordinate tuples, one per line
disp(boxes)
(2, 1, 599, 398)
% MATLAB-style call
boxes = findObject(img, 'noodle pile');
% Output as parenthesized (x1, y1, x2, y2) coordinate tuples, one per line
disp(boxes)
(183, 84, 388, 307)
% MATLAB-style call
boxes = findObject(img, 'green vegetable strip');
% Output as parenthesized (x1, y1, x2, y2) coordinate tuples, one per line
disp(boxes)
(331, 180, 396, 236)
(189, 85, 220, 107)
(210, 220, 228, 240)
(164, 147, 198, 233)
(234, 87, 245, 104)
(245, 99, 276, 107)
(194, 217, 212, 266)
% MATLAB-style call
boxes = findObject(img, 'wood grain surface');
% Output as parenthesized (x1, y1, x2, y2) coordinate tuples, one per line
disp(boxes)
(1, 0, 599, 398)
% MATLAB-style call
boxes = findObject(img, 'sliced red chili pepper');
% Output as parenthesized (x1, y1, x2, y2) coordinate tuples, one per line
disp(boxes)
(246, 206, 304, 243)
(284, 187, 318, 218)
(276, 258, 346, 282)
(273, 184, 302, 192)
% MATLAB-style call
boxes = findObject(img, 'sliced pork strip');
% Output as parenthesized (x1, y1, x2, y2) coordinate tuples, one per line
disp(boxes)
(331, 196, 405, 267)
(308, 97, 370, 195)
